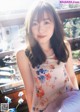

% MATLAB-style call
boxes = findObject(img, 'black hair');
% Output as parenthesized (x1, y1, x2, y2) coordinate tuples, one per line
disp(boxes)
(25, 0, 69, 68)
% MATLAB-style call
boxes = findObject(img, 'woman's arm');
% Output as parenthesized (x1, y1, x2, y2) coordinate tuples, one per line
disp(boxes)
(16, 50, 34, 112)
(65, 41, 79, 90)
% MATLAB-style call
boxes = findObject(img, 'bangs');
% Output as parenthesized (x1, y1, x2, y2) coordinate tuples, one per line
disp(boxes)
(31, 6, 54, 23)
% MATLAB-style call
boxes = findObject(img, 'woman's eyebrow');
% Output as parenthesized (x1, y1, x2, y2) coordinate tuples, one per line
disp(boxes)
(33, 19, 37, 22)
(43, 18, 51, 21)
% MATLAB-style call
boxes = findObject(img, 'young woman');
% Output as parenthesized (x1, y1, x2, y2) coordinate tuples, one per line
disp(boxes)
(16, 1, 80, 112)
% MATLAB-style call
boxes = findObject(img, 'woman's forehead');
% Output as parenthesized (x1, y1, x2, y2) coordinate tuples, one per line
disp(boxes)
(33, 11, 53, 21)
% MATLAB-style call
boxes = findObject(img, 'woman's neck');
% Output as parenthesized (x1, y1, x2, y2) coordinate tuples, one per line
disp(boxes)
(39, 42, 53, 57)
(40, 41, 50, 50)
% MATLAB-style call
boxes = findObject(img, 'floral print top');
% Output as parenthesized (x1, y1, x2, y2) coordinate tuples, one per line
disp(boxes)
(30, 54, 74, 112)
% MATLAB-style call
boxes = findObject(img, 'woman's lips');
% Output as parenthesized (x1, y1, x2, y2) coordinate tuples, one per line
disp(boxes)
(37, 35, 46, 38)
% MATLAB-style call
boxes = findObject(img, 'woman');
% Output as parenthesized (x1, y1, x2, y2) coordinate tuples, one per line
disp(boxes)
(16, 1, 80, 112)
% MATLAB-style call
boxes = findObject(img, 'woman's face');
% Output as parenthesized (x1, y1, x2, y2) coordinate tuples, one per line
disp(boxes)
(31, 11, 54, 44)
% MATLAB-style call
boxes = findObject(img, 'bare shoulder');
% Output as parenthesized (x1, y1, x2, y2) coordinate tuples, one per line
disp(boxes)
(16, 50, 34, 84)
(16, 50, 25, 56)
(16, 50, 31, 75)
(16, 50, 29, 64)
(16, 50, 28, 60)
(64, 39, 71, 51)
(64, 39, 70, 47)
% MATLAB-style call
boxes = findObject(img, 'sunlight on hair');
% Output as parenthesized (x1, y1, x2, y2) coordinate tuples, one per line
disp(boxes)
(58, 110, 61, 112)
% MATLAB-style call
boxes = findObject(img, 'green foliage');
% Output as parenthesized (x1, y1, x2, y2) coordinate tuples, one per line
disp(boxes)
(72, 50, 80, 59)
(69, 4, 80, 8)
(63, 17, 80, 38)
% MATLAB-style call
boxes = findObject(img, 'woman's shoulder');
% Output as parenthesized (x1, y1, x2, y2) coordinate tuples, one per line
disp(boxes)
(64, 39, 72, 58)
(64, 39, 70, 45)
(64, 39, 71, 49)
(16, 49, 29, 65)
(16, 49, 27, 58)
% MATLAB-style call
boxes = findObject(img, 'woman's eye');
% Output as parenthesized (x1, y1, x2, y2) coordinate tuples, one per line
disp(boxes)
(32, 22, 38, 26)
(44, 21, 50, 24)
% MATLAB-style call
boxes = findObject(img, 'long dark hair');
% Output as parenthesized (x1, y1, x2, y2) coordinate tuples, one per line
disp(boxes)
(25, 0, 69, 68)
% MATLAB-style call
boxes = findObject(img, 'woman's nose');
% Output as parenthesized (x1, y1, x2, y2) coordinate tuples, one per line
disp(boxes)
(38, 23, 44, 33)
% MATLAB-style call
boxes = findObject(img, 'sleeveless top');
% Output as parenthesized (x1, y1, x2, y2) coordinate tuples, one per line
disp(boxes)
(30, 53, 74, 112)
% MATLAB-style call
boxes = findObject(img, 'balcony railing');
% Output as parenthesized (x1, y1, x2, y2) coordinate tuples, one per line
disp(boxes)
(58, 8, 80, 21)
